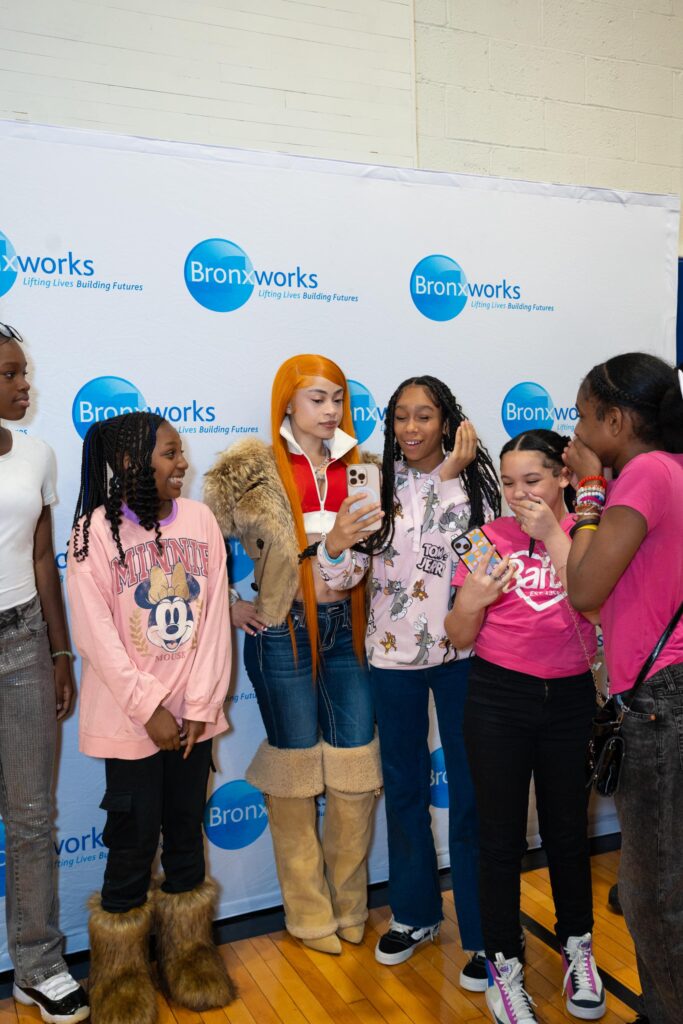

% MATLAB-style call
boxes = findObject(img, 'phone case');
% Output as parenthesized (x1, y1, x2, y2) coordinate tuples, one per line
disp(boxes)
(346, 463, 381, 532)
(452, 527, 503, 575)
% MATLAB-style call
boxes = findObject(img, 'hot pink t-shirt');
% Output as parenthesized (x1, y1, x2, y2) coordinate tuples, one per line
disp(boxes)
(452, 515, 597, 679)
(601, 451, 683, 694)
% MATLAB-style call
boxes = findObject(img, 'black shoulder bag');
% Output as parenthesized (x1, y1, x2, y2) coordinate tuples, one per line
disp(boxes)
(587, 600, 683, 797)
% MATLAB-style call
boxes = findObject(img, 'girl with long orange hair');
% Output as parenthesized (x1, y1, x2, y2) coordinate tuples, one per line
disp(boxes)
(204, 354, 382, 955)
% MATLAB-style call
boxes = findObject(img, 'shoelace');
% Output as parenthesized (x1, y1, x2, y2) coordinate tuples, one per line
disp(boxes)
(562, 936, 595, 995)
(35, 972, 80, 1001)
(499, 960, 537, 1020)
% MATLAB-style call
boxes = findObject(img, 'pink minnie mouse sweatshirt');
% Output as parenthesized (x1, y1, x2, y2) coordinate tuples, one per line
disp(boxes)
(67, 498, 230, 759)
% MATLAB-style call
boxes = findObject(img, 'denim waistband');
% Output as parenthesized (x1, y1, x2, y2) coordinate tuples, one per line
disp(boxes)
(616, 662, 683, 707)
(0, 595, 39, 631)
(290, 598, 351, 626)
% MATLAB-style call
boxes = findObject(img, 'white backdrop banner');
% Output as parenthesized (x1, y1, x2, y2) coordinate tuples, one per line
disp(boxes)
(0, 119, 678, 965)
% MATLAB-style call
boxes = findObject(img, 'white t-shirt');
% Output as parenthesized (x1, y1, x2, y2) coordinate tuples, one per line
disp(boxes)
(0, 432, 57, 610)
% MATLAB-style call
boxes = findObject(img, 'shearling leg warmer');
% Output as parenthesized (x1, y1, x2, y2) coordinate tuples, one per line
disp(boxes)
(87, 896, 157, 1024)
(154, 878, 236, 1011)
(247, 741, 340, 953)
(322, 734, 382, 944)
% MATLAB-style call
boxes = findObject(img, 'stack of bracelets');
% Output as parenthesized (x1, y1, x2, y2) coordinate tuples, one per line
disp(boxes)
(569, 474, 607, 538)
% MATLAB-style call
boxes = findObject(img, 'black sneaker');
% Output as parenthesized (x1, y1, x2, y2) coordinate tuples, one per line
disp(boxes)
(13, 971, 90, 1023)
(375, 918, 440, 965)
(459, 951, 488, 992)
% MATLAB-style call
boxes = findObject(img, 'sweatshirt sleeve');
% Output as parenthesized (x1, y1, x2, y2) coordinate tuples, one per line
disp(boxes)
(316, 544, 370, 590)
(66, 530, 171, 727)
(182, 510, 231, 723)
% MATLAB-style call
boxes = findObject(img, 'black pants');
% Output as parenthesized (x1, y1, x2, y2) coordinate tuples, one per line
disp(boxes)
(463, 657, 595, 960)
(100, 740, 213, 913)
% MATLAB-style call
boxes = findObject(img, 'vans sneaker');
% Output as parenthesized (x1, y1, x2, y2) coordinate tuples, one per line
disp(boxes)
(14, 971, 90, 1023)
(486, 954, 537, 1024)
(375, 918, 440, 965)
(460, 951, 488, 992)
(561, 934, 606, 1020)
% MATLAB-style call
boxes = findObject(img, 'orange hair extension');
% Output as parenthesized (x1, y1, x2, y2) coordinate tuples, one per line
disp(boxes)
(271, 354, 366, 677)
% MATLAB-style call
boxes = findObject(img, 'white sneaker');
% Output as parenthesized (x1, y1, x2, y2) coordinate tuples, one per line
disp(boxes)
(485, 954, 537, 1024)
(561, 934, 606, 1020)
(13, 971, 90, 1023)
(375, 917, 440, 965)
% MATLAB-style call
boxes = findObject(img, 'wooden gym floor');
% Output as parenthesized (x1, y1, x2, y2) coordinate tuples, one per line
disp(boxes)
(0, 850, 638, 1024)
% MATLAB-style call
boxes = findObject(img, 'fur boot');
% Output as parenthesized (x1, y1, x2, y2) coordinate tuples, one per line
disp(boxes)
(87, 896, 157, 1024)
(248, 740, 340, 954)
(154, 878, 236, 1011)
(322, 734, 382, 944)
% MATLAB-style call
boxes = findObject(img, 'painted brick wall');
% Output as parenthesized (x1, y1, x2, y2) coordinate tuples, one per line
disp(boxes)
(0, 0, 416, 166)
(415, 0, 683, 246)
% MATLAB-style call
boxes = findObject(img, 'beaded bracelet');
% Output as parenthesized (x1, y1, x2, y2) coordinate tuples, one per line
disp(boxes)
(577, 475, 607, 489)
(51, 650, 74, 661)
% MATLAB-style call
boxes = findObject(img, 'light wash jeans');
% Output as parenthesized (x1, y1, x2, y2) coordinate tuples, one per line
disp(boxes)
(615, 663, 683, 1024)
(0, 595, 66, 986)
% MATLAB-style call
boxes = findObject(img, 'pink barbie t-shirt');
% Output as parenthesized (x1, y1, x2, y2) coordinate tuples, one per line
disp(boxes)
(452, 515, 597, 679)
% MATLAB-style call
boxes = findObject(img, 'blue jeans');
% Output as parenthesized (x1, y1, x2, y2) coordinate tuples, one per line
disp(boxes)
(244, 600, 374, 749)
(615, 664, 683, 1024)
(369, 659, 484, 951)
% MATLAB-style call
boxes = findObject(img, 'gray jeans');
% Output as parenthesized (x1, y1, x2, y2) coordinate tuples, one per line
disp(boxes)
(615, 663, 683, 1024)
(0, 596, 66, 985)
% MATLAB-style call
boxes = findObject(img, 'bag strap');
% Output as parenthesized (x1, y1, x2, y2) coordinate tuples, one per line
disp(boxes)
(621, 600, 683, 711)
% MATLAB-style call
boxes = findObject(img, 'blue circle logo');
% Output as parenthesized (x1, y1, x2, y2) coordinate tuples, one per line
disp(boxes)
(0, 230, 18, 298)
(348, 379, 379, 444)
(501, 381, 554, 438)
(410, 255, 468, 321)
(72, 376, 146, 439)
(227, 538, 254, 584)
(204, 780, 268, 850)
(184, 238, 254, 312)
(430, 747, 449, 808)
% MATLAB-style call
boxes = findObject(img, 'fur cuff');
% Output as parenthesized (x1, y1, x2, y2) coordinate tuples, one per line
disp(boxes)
(246, 740, 324, 798)
(322, 733, 383, 793)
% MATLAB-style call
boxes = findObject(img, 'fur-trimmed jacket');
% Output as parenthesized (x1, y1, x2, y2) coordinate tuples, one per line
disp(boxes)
(204, 439, 301, 626)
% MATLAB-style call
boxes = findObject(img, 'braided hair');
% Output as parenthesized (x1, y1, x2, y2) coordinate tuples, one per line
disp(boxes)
(582, 353, 683, 454)
(359, 375, 501, 555)
(71, 411, 166, 563)
(500, 429, 575, 509)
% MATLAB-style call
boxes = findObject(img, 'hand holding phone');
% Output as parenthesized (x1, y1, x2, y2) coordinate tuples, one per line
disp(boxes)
(452, 527, 503, 575)
(346, 464, 382, 533)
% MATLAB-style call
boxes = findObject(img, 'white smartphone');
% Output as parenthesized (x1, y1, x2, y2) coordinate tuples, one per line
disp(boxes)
(346, 463, 382, 533)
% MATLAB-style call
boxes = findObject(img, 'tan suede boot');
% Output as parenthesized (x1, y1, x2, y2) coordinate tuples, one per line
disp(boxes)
(247, 740, 340, 954)
(154, 878, 236, 1011)
(322, 734, 383, 945)
(87, 896, 157, 1024)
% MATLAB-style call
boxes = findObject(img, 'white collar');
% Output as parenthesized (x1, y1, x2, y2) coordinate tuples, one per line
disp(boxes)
(279, 416, 358, 462)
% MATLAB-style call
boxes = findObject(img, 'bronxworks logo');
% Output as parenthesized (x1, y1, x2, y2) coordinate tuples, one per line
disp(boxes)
(348, 379, 386, 445)
(410, 254, 521, 322)
(0, 229, 94, 297)
(430, 747, 448, 808)
(204, 780, 268, 850)
(71, 377, 217, 439)
(184, 238, 319, 312)
(501, 382, 577, 438)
